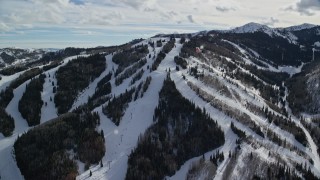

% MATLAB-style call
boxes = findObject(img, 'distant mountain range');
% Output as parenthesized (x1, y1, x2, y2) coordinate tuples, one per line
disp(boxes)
(227, 22, 317, 34)
(1, 22, 319, 68)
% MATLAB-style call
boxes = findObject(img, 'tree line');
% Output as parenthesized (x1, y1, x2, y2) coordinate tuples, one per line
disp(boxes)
(0, 67, 43, 136)
(14, 108, 105, 180)
(54, 54, 106, 114)
(19, 74, 46, 126)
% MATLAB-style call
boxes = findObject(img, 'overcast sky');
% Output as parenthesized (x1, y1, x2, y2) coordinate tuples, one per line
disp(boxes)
(0, 0, 319, 48)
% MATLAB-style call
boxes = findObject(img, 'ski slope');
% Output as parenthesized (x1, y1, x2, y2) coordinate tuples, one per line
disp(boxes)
(0, 36, 319, 180)
(0, 55, 86, 180)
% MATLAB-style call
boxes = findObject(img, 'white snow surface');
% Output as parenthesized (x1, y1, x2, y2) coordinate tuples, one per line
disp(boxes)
(0, 70, 26, 92)
(40, 70, 58, 123)
(278, 63, 304, 77)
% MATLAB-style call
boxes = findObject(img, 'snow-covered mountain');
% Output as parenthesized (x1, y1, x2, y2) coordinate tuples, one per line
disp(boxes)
(0, 48, 50, 67)
(0, 23, 320, 180)
(283, 23, 317, 32)
(228, 22, 275, 35)
(228, 22, 317, 34)
(224, 22, 320, 45)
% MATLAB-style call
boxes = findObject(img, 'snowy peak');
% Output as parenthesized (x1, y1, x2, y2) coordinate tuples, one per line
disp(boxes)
(223, 22, 319, 44)
(283, 23, 317, 31)
(228, 22, 274, 35)
(228, 22, 318, 34)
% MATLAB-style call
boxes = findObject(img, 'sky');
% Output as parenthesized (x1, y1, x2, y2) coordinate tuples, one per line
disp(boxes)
(0, 0, 320, 49)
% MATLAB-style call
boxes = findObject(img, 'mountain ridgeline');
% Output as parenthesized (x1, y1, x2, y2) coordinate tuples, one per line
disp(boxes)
(0, 23, 319, 180)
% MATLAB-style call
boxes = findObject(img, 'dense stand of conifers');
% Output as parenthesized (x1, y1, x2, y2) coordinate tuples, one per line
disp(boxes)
(126, 76, 225, 180)
(19, 74, 46, 126)
(54, 54, 106, 114)
(14, 108, 105, 180)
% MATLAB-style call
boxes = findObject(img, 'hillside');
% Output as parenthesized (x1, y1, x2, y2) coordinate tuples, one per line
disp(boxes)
(0, 23, 320, 180)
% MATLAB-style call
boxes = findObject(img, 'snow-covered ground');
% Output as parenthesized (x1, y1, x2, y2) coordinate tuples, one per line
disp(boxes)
(227, 22, 275, 36)
(284, 86, 320, 176)
(41, 55, 88, 122)
(77, 38, 172, 180)
(162, 44, 306, 179)
(0, 79, 31, 180)
(1, 36, 320, 180)
(0, 55, 84, 180)
(223, 39, 306, 77)
(60, 38, 320, 179)
(71, 54, 115, 111)
(40, 70, 58, 123)
(169, 128, 237, 180)
(169, 44, 320, 177)
(278, 63, 304, 77)
(0, 70, 26, 92)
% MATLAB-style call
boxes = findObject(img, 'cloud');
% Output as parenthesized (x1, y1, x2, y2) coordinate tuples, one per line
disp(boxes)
(112, 0, 156, 10)
(262, 17, 279, 27)
(0, 22, 11, 32)
(71, 29, 103, 36)
(158, 10, 180, 21)
(168, 11, 178, 16)
(0, 0, 128, 30)
(1, 0, 66, 25)
(215, 6, 235, 12)
(285, 0, 320, 16)
(187, 15, 195, 23)
(144, 7, 156, 12)
(296, 0, 320, 15)
(70, 0, 85, 5)
(284, 5, 315, 16)
(296, 0, 320, 10)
